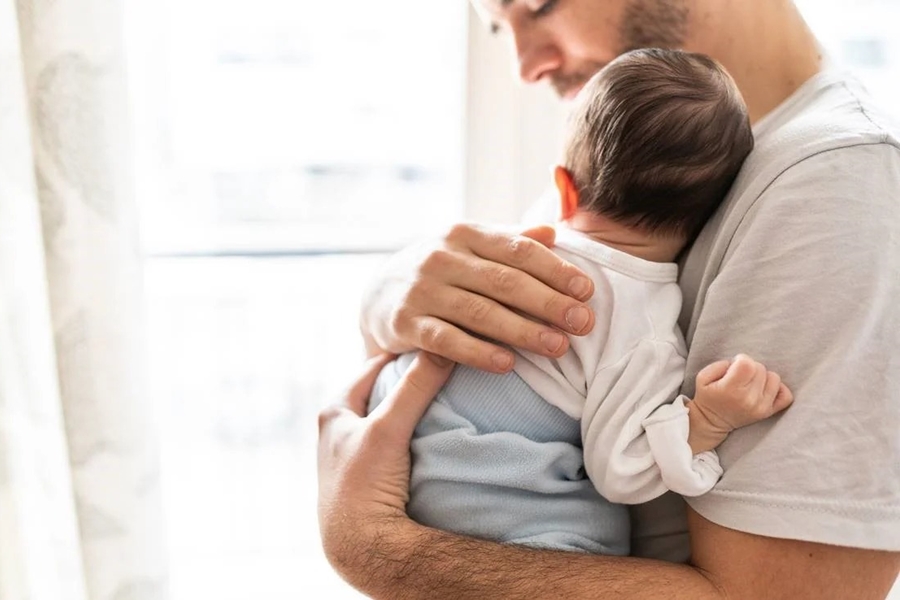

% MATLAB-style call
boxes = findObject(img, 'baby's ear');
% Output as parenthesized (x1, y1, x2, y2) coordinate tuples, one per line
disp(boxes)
(554, 166, 579, 221)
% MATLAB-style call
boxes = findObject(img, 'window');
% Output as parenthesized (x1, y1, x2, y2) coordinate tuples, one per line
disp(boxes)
(797, 0, 900, 106)
(127, 1, 467, 597)
(132, 0, 466, 255)
(145, 254, 382, 599)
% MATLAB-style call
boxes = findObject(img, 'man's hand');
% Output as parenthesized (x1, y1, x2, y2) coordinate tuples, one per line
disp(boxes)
(360, 223, 596, 373)
(687, 354, 794, 454)
(317, 352, 454, 578)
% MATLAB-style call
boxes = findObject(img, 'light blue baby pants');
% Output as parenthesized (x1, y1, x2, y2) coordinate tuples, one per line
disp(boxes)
(368, 353, 629, 555)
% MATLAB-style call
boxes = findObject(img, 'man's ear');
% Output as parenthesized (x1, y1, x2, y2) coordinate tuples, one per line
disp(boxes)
(554, 166, 579, 221)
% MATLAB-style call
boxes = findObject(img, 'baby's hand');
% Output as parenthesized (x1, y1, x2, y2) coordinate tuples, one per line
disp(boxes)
(687, 354, 794, 454)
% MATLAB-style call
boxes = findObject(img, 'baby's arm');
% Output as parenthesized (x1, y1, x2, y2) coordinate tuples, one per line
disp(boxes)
(685, 354, 794, 455)
(584, 343, 794, 503)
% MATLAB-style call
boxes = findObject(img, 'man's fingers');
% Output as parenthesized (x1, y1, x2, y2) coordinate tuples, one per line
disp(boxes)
(406, 280, 586, 365)
(450, 224, 595, 303)
(420, 248, 594, 337)
(414, 245, 593, 339)
(337, 354, 396, 416)
(411, 288, 572, 366)
(396, 223, 593, 369)
(696, 359, 732, 388)
(411, 315, 517, 373)
(370, 352, 455, 441)
(457, 257, 594, 337)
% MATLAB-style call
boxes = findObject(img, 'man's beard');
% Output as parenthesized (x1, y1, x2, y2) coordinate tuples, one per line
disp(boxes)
(620, 0, 689, 52)
(551, 0, 689, 98)
(550, 66, 605, 98)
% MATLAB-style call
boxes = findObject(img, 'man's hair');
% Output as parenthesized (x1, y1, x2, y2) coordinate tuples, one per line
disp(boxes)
(563, 48, 754, 238)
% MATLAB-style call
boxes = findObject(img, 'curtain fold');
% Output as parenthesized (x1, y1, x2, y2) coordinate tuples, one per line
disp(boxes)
(0, 0, 167, 598)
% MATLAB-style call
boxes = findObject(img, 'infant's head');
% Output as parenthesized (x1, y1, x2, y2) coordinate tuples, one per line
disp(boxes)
(559, 48, 754, 246)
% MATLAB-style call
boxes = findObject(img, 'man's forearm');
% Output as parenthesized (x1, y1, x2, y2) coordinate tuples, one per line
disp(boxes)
(318, 353, 900, 600)
(339, 519, 723, 600)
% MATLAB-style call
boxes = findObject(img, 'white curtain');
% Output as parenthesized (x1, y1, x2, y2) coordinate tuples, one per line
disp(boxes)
(0, 0, 167, 598)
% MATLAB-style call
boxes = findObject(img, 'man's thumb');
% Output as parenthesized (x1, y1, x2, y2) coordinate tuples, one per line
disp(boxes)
(372, 352, 455, 439)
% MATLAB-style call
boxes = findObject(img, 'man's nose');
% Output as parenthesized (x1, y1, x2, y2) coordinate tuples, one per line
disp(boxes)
(512, 27, 562, 83)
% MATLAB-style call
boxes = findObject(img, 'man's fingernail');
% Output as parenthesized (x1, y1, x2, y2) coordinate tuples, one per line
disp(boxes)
(541, 331, 566, 353)
(492, 352, 513, 371)
(565, 306, 590, 332)
(568, 276, 592, 299)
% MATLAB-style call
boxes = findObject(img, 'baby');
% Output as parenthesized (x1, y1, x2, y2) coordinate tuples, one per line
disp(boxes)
(369, 48, 793, 555)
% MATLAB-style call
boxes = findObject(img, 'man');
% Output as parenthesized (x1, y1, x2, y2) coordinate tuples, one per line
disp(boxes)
(318, 0, 900, 598)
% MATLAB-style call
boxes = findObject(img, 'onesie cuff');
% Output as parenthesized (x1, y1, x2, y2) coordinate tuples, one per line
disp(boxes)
(643, 396, 724, 497)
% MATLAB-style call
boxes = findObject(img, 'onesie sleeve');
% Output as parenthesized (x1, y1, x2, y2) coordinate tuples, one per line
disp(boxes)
(582, 339, 722, 505)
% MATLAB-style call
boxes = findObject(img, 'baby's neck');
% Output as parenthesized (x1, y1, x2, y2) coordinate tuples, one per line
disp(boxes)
(564, 212, 685, 264)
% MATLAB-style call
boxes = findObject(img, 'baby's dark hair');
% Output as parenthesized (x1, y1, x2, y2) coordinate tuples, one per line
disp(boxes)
(563, 48, 754, 239)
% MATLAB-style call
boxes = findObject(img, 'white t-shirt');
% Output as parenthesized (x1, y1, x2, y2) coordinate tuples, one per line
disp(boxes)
(525, 67, 900, 561)
(515, 228, 723, 503)
(629, 67, 900, 559)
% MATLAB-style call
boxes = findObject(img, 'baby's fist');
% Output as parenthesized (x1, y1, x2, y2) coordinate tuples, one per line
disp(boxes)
(693, 354, 794, 433)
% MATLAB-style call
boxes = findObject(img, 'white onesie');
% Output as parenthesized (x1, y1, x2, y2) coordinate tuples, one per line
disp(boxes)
(516, 226, 722, 503)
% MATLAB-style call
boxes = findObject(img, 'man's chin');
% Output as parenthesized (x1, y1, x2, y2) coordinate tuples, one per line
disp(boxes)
(553, 65, 607, 100)
(553, 79, 590, 101)
(560, 83, 586, 101)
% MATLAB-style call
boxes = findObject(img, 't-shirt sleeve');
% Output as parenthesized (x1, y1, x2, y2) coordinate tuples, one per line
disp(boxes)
(683, 142, 900, 551)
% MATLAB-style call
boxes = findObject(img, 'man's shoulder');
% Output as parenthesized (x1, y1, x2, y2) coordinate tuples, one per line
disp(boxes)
(779, 72, 899, 143)
(679, 72, 900, 332)
(742, 72, 900, 192)
(718, 71, 900, 235)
